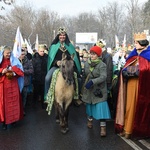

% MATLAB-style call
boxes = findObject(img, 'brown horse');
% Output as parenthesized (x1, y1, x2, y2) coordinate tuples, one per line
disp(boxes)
(54, 53, 75, 134)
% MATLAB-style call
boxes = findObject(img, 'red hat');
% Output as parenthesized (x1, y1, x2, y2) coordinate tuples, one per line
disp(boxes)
(90, 46, 102, 57)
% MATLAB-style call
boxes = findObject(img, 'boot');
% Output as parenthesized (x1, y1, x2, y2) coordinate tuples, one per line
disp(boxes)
(87, 118, 93, 129)
(74, 99, 83, 107)
(119, 130, 125, 137)
(125, 133, 131, 139)
(100, 126, 106, 137)
(2, 123, 7, 130)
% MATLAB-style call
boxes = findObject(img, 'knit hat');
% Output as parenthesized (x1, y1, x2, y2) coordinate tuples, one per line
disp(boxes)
(90, 46, 102, 57)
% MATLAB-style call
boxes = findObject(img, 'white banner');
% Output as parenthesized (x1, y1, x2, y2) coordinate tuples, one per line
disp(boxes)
(76, 32, 98, 44)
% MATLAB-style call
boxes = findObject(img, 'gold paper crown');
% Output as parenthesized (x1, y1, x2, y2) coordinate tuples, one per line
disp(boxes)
(58, 27, 66, 34)
(22, 43, 27, 48)
(96, 39, 106, 48)
(83, 53, 89, 58)
(38, 44, 45, 49)
(134, 32, 147, 41)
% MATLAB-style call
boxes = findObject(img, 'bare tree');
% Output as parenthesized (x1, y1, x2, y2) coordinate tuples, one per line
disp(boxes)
(34, 9, 61, 47)
(69, 12, 99, 45)
(124, 0, 143, 43)
(142, 0, 150, 31)
(0, 3, 35, 46)
(0, 0, 14, 11)
(97, 2, 124, 47)
(0, 0, 15, 45)
(0, 0, 148, 49)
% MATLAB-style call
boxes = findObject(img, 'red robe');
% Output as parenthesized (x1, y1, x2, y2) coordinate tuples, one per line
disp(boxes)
(115, 47, 150, 139)
(0, 58, 24, 124)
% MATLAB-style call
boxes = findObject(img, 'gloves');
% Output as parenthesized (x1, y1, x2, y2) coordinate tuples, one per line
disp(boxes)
(85, 80, 93, 89)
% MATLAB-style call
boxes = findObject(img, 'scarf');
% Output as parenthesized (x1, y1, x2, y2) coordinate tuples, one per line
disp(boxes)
(88, 58, 101, 72)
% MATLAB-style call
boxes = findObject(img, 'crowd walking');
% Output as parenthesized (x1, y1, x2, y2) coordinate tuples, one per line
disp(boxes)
(0, 29, 149, 140)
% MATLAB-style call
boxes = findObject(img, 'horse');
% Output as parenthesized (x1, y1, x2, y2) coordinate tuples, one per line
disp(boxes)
(54, 53, 76, 134)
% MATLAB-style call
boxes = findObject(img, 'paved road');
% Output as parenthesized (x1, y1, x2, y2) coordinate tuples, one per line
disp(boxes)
(0, 101, 149, 150)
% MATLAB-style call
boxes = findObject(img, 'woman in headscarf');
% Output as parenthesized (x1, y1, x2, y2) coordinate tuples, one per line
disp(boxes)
(0, 46, 24, 130)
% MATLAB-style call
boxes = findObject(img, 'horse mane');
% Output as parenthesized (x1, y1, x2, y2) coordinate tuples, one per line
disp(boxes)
(59, 53, 75, 85)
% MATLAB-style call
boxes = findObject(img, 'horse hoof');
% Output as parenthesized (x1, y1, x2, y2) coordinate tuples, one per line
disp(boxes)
(61, 128, 69, 134)
(56, 119, 60, 123)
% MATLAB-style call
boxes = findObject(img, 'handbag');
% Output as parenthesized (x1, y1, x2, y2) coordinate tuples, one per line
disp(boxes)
(122, 65, 139, 79)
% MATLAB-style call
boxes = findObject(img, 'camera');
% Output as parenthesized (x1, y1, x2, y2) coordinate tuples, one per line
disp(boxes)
(93, 89, 103, 98)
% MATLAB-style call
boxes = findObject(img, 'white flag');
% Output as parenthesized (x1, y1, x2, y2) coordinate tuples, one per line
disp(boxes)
(115, 35, 119, 48)
(122, 34, 126, 48)
(13, 27, 22, 58)
(35, 34, 39, 51)
(25, 39, 33, 54)
(20, 32, 24, 45)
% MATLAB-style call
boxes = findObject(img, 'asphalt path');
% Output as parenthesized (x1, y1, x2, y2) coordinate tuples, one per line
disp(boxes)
(0, 101, 149, 150)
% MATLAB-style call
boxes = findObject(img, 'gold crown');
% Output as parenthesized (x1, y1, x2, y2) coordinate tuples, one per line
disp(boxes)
(22, 43, 27, 48)
(38, 44, 45, 49)
(58, 27, 66, 34)
(83, 53, 89, 58)
(96, 39, 106, 48)
(134, 32, 147, 41)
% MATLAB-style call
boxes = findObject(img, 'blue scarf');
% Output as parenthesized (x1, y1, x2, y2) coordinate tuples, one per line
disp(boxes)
(0, 48, 24, 92)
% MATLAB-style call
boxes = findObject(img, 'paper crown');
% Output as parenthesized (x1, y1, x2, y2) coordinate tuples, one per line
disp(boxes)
(79, 49, 83, 54)
(22, 43, 27, 48)
(83, 53, 89, 58)
(96, 39, 106, 48)
(0, 46, 4, 51)
(134, 32, 147, 41)
(128, 45, 133, 51)
(38, 44, 45, 49)
(58, 27, 66, 34)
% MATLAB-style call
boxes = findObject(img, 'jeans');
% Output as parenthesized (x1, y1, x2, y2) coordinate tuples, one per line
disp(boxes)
(22, 86, 28, 108)
(44, 67, 58, 99)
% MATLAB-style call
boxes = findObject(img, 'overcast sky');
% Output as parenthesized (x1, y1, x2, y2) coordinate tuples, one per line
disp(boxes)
(15, 0, 147, 17)
(0, 0, 147, 17)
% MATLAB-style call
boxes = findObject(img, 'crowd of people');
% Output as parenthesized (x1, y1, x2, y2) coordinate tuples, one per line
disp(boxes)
(0, 28, 150, 139)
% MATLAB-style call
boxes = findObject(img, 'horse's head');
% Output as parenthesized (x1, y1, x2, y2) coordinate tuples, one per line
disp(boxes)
(60, 53, 75, 85)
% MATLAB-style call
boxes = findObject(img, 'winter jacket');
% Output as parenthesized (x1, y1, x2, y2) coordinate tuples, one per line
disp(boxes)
(20, 56, 33, 86)
(82, 60, 107, 104)
(101, 50, 113, 88)
(32, 53, 48, 85)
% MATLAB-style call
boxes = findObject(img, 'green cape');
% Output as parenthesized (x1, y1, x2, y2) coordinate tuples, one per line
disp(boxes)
(47, 42, 81, 74)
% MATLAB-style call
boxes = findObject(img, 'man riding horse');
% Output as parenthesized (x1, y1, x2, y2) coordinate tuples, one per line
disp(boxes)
(44, 27, 81, 103)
